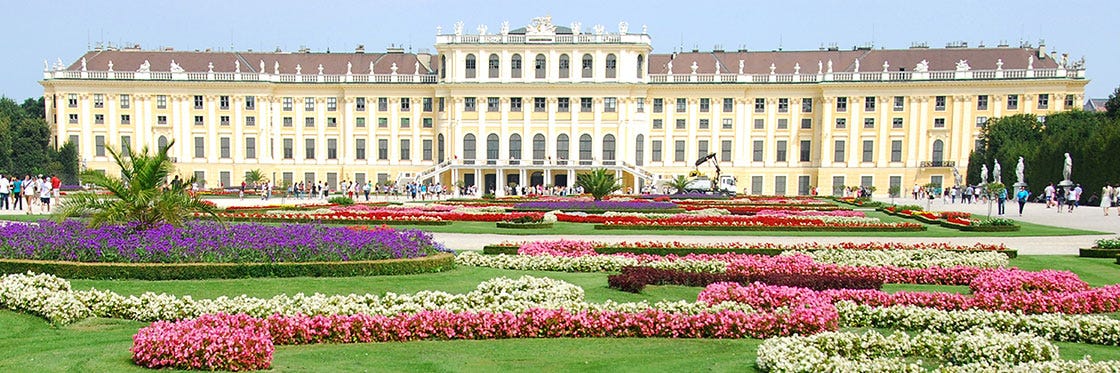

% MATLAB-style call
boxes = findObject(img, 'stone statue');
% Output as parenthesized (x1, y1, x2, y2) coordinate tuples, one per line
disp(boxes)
(169, 60, 184, 73)
(476, 24, 487, 35)
(952, 167, 963, 187)
(296, 64, 302, 75)
(43, 60, 49, 71)
(138, 60, 151, 72)
(854, 59, 860, 73)
(1016, 157, 1025, 184)
(996, 58, 1003, 70)
(369, 61, 374, 74)
(915, 60, 929, 72)
(817, 60, 823, 74)
(235, 60, 240, 73)
(882, 60, 889, 72)
(980, 164, 989, 185)
(414, 61, 419, 75)
(208, 62, 214, 73)
(794, 63, 800, 74)
(500, 21, 510, 35)
(453, 21, 464, 35)
(260, 59, 265, 73)
(993, 159, 1002, 184)
(346, 61, 352, 75)
(81, 58, 87, 71)
(618, 21, 628, 34)
(666, 60, 673, 74)
(107, 60, 114, 71)
(1028, 56, 1034, 70)
(570, 22, 581, 35)
(715, 62, 720, 75)
(827, 59, 833, 73)
(274, 61, 279, 75)
(769, 63, 775, 74)
(391, 62, 398, 74)
(690, 61, 698, 74)
(955, 59, 970, 71)
(1063, 153, 1072, 181)
(739, 60, 744, 74)
(593, 24, 605, 35)
(317, 64, 324, 75)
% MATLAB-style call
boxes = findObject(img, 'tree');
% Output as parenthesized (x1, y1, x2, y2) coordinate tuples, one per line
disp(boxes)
(20, 97, 45, 120)
(244, 169, 265, 187)
(575, 168, 622, 201)
(56, 141, 79, 185)
(984, 182, 1006, 218)
(666, 174, 691, 194)
(55, 140, 219, 229)
(1106, 86, 1120, 119)
(9, 117, 51, 176)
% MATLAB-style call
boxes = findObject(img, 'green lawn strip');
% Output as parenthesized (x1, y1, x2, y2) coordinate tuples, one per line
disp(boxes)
(0, 214, 52, 223)
(0, 312, 147, 372)
(1010, 256, 1120, 288)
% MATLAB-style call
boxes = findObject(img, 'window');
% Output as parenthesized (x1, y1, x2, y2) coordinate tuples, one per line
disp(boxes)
(246, 116, 256, 126)
(860, 176, 873, 189)
(976, 116, 988, 127)
(355, 139, 366, 160)
(604, 97, 617, 112)
(778, 98, 789, 113)
(752, 140, 764, 162)
(511, 54, 522, 78)
(280, 117, 292, 127)
(932, 139, 944, 163)
(464, 97, 476, 111)
(487, 134, 501, 162)
(699, 98, 710, 112)
(798, 175, 811, 196)
(510, 97, 522, 112)
(977, 95, 988, 110)
(157, 115, 167, 125)
(283, 138, 293, 159)
(1007, 94, 1018, 110)
(753, 119, 764, 130)
(835, 118, 846, 128)
(400, 118, 410, 128)
(580, 98, 593, 112)
(488, 54, 500, 78)
(723, 118, 733, 129)
(399, 139, 410, 160)
(800, 118, 812, 129)
(864, 97, 876, 112)
(721, 140, 732, 162)
(246, 96, 256, 110)
(836, 97, 847, 112)
(653, 119, 663, 129)
(283, 97, 293, 111)
(245, 137, 256, 159)
(304, 97, 315, 111)
(802, 98, 813, 113)
(862, 140, 874, 163)
(219, 95, 229, 110)
(754, 98, 765, 113)
(676, 119, 686, 129)
(400, 97, 411, 111)
(831, 176, 845, 196)
(355, 97, 366, 111)
(120, 114, 130, 124)
(93, 94, 105, 108)
(676, 98, 686, 113)
(422, 139, 433, 161)
(636, 135, 645, 166)
(697, 140, 709, 160)
(439, 97, 445, 111)
(751, 176, 763, 195)
(219, 172, 230, 188)
(556, 134, 569, 160)
(889, 176, 902, 197)
(194, 171, 205, 188)
(95, 114, 104, 124)
(636, 98, 645, 113)
(120, 94, 131, 109)
(68, 114, 77, 123)
(777, 119, 788, 130)
(194, 115, 203, 126)
(378, 139, 389, 160)
(605, 54, 617, 78)
(220, 115, 230, 126)
(1038, 94, 1049, 109)
(465, 54, 476, 78)
(776, 140, 787, 162)
(723, 98, 734, 112)
(602, 134, 616, 161)
(892, 117, 903, 129)
(558, 98, 570, 112)
(191, 95, 203, 110)
(423, 97, 432, 112)
(378, 97, 388, 111)
(674, 140, 686, 162)
(156, 95, 167, 109)
(800, 140, 811, 162)
(581, 54, 593, 78)
(935, 96, 946, 111)
(326, 97, 337, 111)
(893, 96, 904, 111)
(863, 118, 874, 128)
(327, 139, 338, 160)
(534, 97, 546, 112)
(156, 136, 167, 152)
(578, 134, 592, 163)
(120, 135, 131, 154)
(637, 54, 645, 78)
(890, 140, 902, 162)
(305, 117, 315, 127)
(934, 118, 946, 128)
(556, 54, 571, 78)
(833, 140, 845, 163)
(194, 136, 205, 158)
(651, 140, 662, 162)
(220, 137, 231, 159)
(67, 94, 77, 107)
(653, 98, 663, 113)
(95, 135, 105, 156)
(532, 134, 546, 161)
(774, 176, 787, 196)
(305, 138, 315, 159)
(1065, 94, 1075, 108)
(487, 97, 499, 111)
(536, 54, 547, 79)
(327, 117, 337, 127)
(422, 118, 433, 128)
(699, 119, 709, 129)
(509, 134, 522, 161)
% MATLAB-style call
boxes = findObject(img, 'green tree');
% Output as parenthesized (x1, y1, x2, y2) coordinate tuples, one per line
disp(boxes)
(55, 140, 219, 229)
(666, 174, 691, 194)
(1105, 86, 1120, 119)
(56, 141, 79, 185)
(984, 182, 1006, 218)
(9, 117, 51, 176)
(20, 97, 45, 120)
(575, 168, 622, 201)
(0, 115, 11, 174)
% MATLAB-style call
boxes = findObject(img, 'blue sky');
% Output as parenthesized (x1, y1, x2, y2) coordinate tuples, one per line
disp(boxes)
(4, 0, 1114, 100)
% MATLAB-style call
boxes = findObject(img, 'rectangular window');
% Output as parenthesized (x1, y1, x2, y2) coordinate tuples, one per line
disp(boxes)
(777, 119, 788, 130)
(832, 176, 845, 196)
(157, 115, 167, 125)
(864, 97, 876, 112)
(422, 97, 432, 112)
(802, 98, 813, 113)
(833, 140, 845, 163)
(754, 98, 765, 113)
(220, 115, 230, 126)
(1038, 94, 1049, 109)
(674, 140, 686, 162)
(327, 138, 337, 160)
(487, 97, 499, 111)
(305, 117, 315, 127)
(722, 118, 733, 129)
(558, 98, 570, 112)
(220, 137, 231, 159)
(438, 97, 445, 112)
(219, 171, 230, 188)
(774, 176, 787, 196)
(935, 96, 946, 111)
(283, 138, 293, 159)
(1065, 94, 1075, 108)
(976, 116, 988, 127)
(510, 97, 522, 112)
(892, 117, 903, 129)
(723, 98, 734, 112)
(751, 176, 763, 195)
(835, 118, 846, 129)
(68, 114, 78, 124)
(580, 97, 593, 112)
(676, 98, 686, 113)
(752, 140, 764, 162)
(776, 140, 787, 162)
(893, 96, 904, 111)
(378, 139, 388, 160)
(246, 116, 256, 126)
(862, 140, 874, 163)
(464, 97, 476, 111)
(375, 118, 387, 128)
(192, 95, 203, 110)
(92, 94, 104, 108)
(95, 114, 104, 124)
(120, 114, 130, 124)
(651, 140, 662, 162)
(1007, 95, 1018, 110)
(422, 118, 433, 128)
(699, 98, 710, 113)
(653, 119, 663, 129)
(245, 137, 256, 159)
(836, 97, 847, 112)
(245, 96, 255, 110)
(604, 97, 617, 112)
(283, 117, 293, 127)
(800, 140, 811, 162)
(653, 98, 663, 113)
(861, 176, 873, 189)
(863, 118, 874, 128)
(699, 119, 709, 129)
(95, 135, 105, 156)
(721, 140, 732, 161)
(800, 118, 812, 129)
(327, 117, 337, 127)
(304, 97, 315, 111)
(68, 94, 78, 107)
(120, 135, 131, 154)
(400, 118, 410, 128)
(754, 118, 764, 130)
(798, 175, 811, 196)
(355, 139, 367, 160)
(194, 136, 205, 158)
(193, 115, 203, 126)
(889, 176, 902, 197)
(327, 97, 337, 111)
(636, 98, 645, 113)
(890, 140, 902, 162)
(305, 138, 316, 159)
(675, 119, 686, 129)
(378, 97, 388, 111)
(356, 97, 366, 111)
(697, 140, 709, 160)
(283, 97, 293, 111)
(120, 94, 131, 109)
(778, 98, 789, 113)
(934, 118, 946, 128)
(977, 95, 989, 110)
(219, 96, 230, 110)
(194, 171, 205, 188)
(422, 139, 433, 161)
(534, 97, 546, 112)
(157, 95, 167, 109)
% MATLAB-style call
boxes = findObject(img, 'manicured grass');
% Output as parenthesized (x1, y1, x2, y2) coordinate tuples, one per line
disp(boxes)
(0, 214, 52, 223)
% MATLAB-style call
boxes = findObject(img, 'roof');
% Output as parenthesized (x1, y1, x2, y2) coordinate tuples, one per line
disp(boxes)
(1085, 99, 1109, 112)
(647, 48, 1060, 75)
(65, 50, 433, 75)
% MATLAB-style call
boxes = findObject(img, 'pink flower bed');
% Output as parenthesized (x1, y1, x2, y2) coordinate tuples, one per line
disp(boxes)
(517, 239, 597, 257)
(969, 269, 1090, 293)
(131, 313, 273, 371)
(753, 209, 866, 217)
(510, 240, 1008, 257)
(726, 254, 990, 285)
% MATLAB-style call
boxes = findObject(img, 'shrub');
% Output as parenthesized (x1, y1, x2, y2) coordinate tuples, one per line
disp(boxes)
(1095, 238, 1120, 249)
(328, 196, 355, 205)
(505, 215, 544, 224)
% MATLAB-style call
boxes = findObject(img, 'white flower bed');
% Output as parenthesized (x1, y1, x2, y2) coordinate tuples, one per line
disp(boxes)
(788, 249, 1009, 269)
(0, 272, 751, 324)
(456, 252, 728, 273)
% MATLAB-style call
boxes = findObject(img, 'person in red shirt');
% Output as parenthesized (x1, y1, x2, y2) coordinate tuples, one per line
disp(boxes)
(50, 175, 61, 203)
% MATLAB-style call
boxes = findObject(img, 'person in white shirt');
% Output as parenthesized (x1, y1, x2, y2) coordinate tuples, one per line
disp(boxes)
(39, 176, 53, 212)
(0, 175, 9, 210)
(1044, 183, 1056, 208)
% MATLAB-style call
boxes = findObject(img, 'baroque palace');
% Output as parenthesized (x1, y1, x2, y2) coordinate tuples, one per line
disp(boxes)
(41, 16, 1087, 196)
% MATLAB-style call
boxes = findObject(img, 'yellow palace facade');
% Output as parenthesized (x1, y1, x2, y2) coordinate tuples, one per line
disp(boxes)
(41, 16, 1087, 196)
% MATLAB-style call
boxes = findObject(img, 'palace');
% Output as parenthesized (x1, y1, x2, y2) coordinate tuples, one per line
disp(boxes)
(41, 16, 1088, 196)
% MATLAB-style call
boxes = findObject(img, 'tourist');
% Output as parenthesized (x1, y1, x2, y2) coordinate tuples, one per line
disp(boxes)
(1102, 184, 1114, 216)
(1044, 183, 1056, 208)
(0, 175, 8, 210)
(22, 175, 35, 214)
(39, 175, 52, 213)
(1114, 183, 1120, 216)
(1016, 187, 1030, 216)
(51, 174, 61, 208)
(997, 187, 1007, 216)
(10, 174, 21, 211)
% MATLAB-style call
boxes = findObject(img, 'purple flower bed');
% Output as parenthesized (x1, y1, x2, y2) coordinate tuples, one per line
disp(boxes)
(514, 200, 679, 211)
(0, 220, 448, 263)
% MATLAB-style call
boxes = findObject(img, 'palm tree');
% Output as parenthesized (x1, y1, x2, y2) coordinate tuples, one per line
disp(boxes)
(667, 175, 691, 194)
(55, 140, 220, 229)
(576, 168, 622, 201)
(244, 169, 265, 188)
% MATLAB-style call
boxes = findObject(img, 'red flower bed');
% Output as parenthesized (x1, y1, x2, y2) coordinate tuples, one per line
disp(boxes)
(131, 313, 273, 371)
(607, 266, 882, 293)
(599, 215, 923, 231)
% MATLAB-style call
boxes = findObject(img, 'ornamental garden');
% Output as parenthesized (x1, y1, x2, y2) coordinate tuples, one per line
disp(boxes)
(2, 147, 1120, 371)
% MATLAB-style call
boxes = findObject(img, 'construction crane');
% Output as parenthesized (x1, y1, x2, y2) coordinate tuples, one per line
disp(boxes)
(685, 152, 736, 195)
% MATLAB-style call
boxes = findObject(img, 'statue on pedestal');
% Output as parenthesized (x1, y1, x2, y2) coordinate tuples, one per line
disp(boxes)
(993, 159, 1002, 184)
(980, 164, 989, 185)
(1063, 153, 1072, 182)
(1015, 157, 1025, 185)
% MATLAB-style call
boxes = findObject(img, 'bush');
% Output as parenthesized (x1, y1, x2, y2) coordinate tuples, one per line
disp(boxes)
(607, 266, 882, 293)
(1096, 238, 1120, 249)
(328, 196, 354, 205)
(481, 193, 495, 200)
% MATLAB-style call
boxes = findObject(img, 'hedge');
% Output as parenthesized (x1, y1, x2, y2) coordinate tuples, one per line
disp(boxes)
(480, 245, 1016, 258)
(495, 222, 554, 229)
(940, 221, 1021, 232)
(0, 253, 456, 280)
(1079, 248, 1120, 259)
(592, 224, 926, 232)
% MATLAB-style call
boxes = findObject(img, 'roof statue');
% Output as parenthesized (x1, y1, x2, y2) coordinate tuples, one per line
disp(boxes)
(882, 61, 889, 72)
(1016, 157, 1025, 185)
(769, 63, 776, 74)
(618, 21, 628, 34)
(827, 59, 833, 73)
(391, 63, 398, 74)
(453, 21, 463, 35)
(1063, 153, 1072, 181)
(570, 22, 581, 35)
(56, 58, 64, 70)
(1028, 55, 1034, 69)
(235, 60, 240, 73)
(526, 16, 555, 35)
(996, 58, 1003, 70)
(980, 164, 989, 185)
(107, 60, 113, 72)
(138, 60, 150, 72)
(81, 57, 87, 71)
(642, 24, 647, 34)
(817, 60, 823, 74)
(739, 60, 744, 75)
(993, 159, 1002, 184)
(500, 21, 509, 35)
(794, 63, 800, 74)
(346, 61, 352, 75)
(476, 24, 487, 36)
(690, 61, 698, 74)
(435, 25, 442, 35)
(317, 64, 323, 75)
(169, 60, 184, 73)
(43, 59, 48, 71)
(414, 61, 420, 75)
(854, 59, 860, 73)
(369, 61, 374, 74)
(666, 59, 673, 75)
(208, 61, 214, 73)
(715, 61, 721, 75)
(273, 61, 279, 75)
(955, 59, 970, 71)
(296, 64, 302, 75)
(915, 60, 929, 72)
(260, 60, 265, 74)
(593, 24, 605, 35)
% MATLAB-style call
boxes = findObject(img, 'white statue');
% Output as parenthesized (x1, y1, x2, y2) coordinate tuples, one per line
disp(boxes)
(690, 61, 698, 74)
(107, 60, 113, 71)
(769, 63, 776, 74)
(827, 59, 833, 73)
(235, 60, 240, 73)
(794, 63, 800, 74)
(739, 60, 744, 75)
(346, 61, 352, 75)
(500, 21, 510, 35)
(915, 59, 929, 72)
(208, 61, 214, 73)
(453, 21, 464, 35)
(955, 59, 970, 71)
(369, 61, 374, 74)
(817, 60, 823, 74)
(1016, 157, 1025, 184)
(169, 60, 184, 73)
(996, 58, 1004, 70)
(43, 60, 48, 71)
(391, 62, 398, 74)
(593, 24, 605, 35)
(642, 25, 647, 34)
(1063, 153, 1072, 181)
(952, 167, 963, 187)
(993, 159, 1002, 184)
(1028, 56, 1034, 70)
(81, 57, 87, 71)
(56, 58, 64, 70)
(854, 59, 860, 73)
(296, 64, 302, 75)
(882, 61, 889, 72)
(980, 164, 989, 185)
(618, 21, 628, 34)
(570, 22, 581, 35)
(138, 60, 151, 72)
(317, 64, 324, 75)
(666, 59, 673, 74)
(260, 59, 265, 74)
(476, 24, 487, 35)
(526, 16, 555, 35)
(436, 25, 442, 35)
(715, 62, 720, 75)
(414, 61, 420, 75)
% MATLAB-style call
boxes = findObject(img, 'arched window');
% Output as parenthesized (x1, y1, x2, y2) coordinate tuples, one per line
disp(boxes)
(462, 134, 476, 162)
(636, 55, 644, 79)
(635, 134, 644, 166)
(602, 134, 616, 161)
(559, 54, 570, 79)
(510, 54, 522, 78)
(486, 133, 499, 164)
(535, 54, 546, 79)
(605, 54, 617, 79)
(437, 134, 445, 162)
(556, 134, 569, 161)
(465, 54, 476, 79)
(532, 134, 546, 163)
(932, 140, 944, 165)
(578, 134, 593, 164)
(440, 55, 446, 79)
(581, 54, 593, 78)
(488, 54, 500, 78)
(158, 135, 168, 151)
(509, 134, 522, 163)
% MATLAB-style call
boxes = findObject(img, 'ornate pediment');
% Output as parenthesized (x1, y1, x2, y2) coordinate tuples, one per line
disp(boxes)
(526, 15, 556, 36)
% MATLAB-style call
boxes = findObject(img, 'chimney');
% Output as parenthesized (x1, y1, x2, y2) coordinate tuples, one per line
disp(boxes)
(355, 44, 365, 54)
(1037, 41, 1046, 59)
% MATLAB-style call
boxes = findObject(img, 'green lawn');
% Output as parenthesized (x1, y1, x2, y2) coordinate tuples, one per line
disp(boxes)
(0, 255, 1116, 371)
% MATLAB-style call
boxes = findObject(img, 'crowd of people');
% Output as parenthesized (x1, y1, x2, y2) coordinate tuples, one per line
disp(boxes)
(0, 174, 61, 214)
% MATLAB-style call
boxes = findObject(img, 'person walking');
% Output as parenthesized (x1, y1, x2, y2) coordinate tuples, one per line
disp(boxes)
(1103, 184, 1114, 216)
(1044, 183, 1056, 208)
(0, 175, 9, 210)
(997, 187, 1008, 216)
(39, 175, 53, 213)
(10, 175, 21, 211)
(1016, 187, 1030, 216)
(22, 175, 35, 214)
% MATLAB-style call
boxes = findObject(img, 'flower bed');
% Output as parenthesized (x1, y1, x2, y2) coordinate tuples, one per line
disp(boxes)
(202, 211, 453, 225)
(594, 215, 925, 232)
(495, 222, 553, 229)
(1080, 237, 1120, 258)
(132, 313, 274, 371)
(512, 200, 683, 213)
(607, 266, 882, 293)
(482, 240, 1015, 257)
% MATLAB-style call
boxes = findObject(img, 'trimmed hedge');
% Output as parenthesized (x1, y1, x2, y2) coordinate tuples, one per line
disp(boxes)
(0, 253, 456, 280)
(940, 221, 1021, 232)
(495, 222, 554, 229)
(607, 266, 883, 293)
(1080, 248, 1120, 259)
(592, 224, 926, 232)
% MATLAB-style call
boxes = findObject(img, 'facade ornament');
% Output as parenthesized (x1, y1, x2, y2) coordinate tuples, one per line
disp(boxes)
(208, 62, 214, 73)
(107, 60, 114, 72)
(346, 61, 352, 75)
(882, 61, 889, 72)
(138, 60, 151, 72)
(570, 22, 581, 35)
(317, 64, 324, 75)
(955, 59, 970, 71)
(81, 57, 87, 71)
(476, 24, 487, 35)
(500, 21, 509, 35)
(817, 60, 823, 74)
(690, 61, 698, 74)
(43, 59, 48, 71)
(56, 58, 64, 70)
(1028, 56, 1034, 70)
(666, 59, 673, 74)
(296, 64, 302, 75)
(274, 61, 280, 74)
(453, 21, 463, 35)
(391, 62, 398, 74)
(769, 63, 776, 74)
(827, 59, 833, 73)
(715, 61, 720, 75)
(996, 59, 1003, 70)
(738, 60, 744, 74)
(642, 25, 647, 34)
(436, 25, 442, 35)
(526, 16, 555, 35)
(854, 59, 860, 73)
(618, 21, 628, 34)
(593, 24, 605, 35)
(794, 63, 800, 74)
(235, 60, 240, 73)
(915, 59, 929, 72)
(169, 60, 184, 73)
